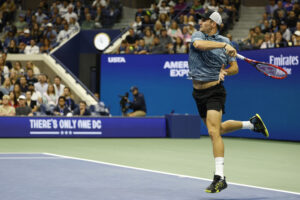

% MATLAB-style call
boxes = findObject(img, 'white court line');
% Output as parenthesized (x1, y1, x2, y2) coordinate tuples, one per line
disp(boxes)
(43, 152, 300, 196)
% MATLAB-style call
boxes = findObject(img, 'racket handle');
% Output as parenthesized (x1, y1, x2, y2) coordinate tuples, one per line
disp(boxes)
(236, 54, 245, 60)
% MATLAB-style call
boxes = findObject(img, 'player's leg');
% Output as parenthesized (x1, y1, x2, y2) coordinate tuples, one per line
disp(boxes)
(205, 109, 228, 193)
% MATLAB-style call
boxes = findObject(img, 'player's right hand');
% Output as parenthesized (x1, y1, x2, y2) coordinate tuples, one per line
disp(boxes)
(224, 44, 237, 57)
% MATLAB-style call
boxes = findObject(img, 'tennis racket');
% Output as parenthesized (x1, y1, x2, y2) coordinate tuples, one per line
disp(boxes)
(236, 53, 288, 79)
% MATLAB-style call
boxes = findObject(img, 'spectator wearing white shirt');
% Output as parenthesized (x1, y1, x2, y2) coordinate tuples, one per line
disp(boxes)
(53, 76, 65, 96)
(57, 23, 72, 43)
(59, 0, 71, 16)
(63, 6, 78, 23)
(0, 57, 9, 79)
(159, 1, 170, 14)
(69, 17, 80, 33)
(34, 74, 48, 96)
(92, 0, 107, 9)
(26, 61, 40, 78)
(24, 39, 40, 54)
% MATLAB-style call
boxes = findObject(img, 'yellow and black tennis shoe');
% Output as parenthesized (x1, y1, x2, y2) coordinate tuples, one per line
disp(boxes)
(205, 175, 227, 193)
(250, 114, 269, 137)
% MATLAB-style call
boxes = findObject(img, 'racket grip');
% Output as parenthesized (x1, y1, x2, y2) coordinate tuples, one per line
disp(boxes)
(236, 54, 245, 60)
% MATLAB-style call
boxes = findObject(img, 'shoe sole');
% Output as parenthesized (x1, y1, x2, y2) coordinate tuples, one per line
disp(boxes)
(256, 114, 269, 137)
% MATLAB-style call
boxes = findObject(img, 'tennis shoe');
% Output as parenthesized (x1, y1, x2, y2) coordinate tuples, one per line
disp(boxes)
(250, 114, 269, 137)
(205, 175, 227, 193)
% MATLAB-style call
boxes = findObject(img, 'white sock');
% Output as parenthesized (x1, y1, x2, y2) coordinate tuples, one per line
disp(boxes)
(215, 157, 224, 179)
(242, 121, 254, 130)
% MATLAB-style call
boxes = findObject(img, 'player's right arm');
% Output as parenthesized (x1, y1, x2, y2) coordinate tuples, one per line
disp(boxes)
(192, 32, 237, 57)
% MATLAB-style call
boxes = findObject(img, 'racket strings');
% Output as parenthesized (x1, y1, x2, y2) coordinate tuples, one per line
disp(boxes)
(256, 63, 286, 78)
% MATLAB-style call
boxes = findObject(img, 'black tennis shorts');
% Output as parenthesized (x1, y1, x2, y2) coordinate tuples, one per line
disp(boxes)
(192, 83, 226, 119)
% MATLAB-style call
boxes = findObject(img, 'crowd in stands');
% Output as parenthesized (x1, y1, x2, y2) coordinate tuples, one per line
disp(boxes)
(238, 0, 300, 50)
(0, 55, 110, 117)
(117, 0, 241, 54)
(0, 0, 122, 54)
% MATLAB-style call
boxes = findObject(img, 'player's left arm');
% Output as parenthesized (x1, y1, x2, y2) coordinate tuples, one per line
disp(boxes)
(225, 61, 239, 76)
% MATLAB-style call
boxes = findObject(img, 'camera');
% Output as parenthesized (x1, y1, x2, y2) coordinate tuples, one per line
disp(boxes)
(119, 92, 129, 114)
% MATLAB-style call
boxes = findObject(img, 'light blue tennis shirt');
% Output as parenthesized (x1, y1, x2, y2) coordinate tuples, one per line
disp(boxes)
(188, 31, 236, 82)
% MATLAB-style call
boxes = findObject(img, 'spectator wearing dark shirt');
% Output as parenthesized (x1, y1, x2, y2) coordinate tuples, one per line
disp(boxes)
(53, 96, 71, 116)
(73, 101, 91, 116)
(125, 86, 147, 117)
(126, 28, 139, 45)
(274, 31, 288, 48)
(63, 87, 76, 111)
(16, 95, 33, 116)
(18, 75, 28, 94)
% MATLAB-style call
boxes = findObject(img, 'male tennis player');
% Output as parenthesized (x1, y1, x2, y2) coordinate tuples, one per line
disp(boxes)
(188, 10, 269, 193)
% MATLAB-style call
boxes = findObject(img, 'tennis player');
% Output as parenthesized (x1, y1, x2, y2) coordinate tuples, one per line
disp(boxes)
(188, 10, 269, 193)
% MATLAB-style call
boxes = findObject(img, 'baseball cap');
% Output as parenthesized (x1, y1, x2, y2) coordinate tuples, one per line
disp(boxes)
(47, 23, 53, 27)
(294, 30, 300, 37)
(18, 95, 26, 100)
(280, 21, 287, 25)
(130, 86, 138, 92)
(24, 29, 30, 34)
(199, 10, 222, 26)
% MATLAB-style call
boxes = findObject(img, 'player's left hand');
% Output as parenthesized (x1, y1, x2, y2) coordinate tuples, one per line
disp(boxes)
(219, 65, 227, 81)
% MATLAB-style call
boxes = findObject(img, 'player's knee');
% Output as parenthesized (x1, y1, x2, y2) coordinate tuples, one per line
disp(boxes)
(208, 129, 221, 140)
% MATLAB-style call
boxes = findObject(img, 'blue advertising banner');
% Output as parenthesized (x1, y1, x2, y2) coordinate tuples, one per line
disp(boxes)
(100, 47, 300, 141)
(0, 117, 166, 138)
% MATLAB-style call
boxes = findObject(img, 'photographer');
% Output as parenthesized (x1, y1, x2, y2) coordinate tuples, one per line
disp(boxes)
(124, 86, 147, 117)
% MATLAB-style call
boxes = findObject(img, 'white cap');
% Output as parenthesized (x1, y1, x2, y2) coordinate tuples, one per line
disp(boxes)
(47, 23, 53, 27)
(24, 29, 30, 34)
(18, 95, 26, 100)
(294, 30, 300, 37)
(201, 10, 222, 26)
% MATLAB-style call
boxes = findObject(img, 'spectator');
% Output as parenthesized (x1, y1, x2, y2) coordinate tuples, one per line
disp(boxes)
(26, 68, 38, 85)
(0, 95, 15, 116)
(270, 19, 279, 32)
(143, 28, 154, 48)
(159, 0, 170, 15)
(28, 82, 42, 105)
(73, 100, 91, 116)
(141, 14, 153, 31)
(11, 61, 24, 79)
(18, 42, 26, 53)
(81, 13, 95, 30)
(182, 26, 191, 44)
(266, 0, 278, 17)
(286, 11, 297, 30)
(153, 20, 163, 36)
(43, 23, 58, 46)
(261, 20, 272, 33)
(63, 87, 76, 111)
(16, 95, 33, 116)
(74, 0, 84, 22)
(126, 86, 146, 117)
(274, 1, 287, 22)
(7, 39, 19, 53)
(68, 17, 80, 33)
(159, 28, 172, 49)
(205, 0, 218, 12)
(59, 0, 71, 16)
(132, 16, 143, 36)
(168, 21, 183, 42)
(43, 84, 58, 105)
(126, 28, 139, 45)
(253, 26, 265, 49)
(63, 6, 78, 23)
(134, 39, 148, 54)
(292, 31, 300, 46)
(18, 75, 28, 94)
(18, 28, 32, 45)
(0, 0, 16, 24)
(24, 39, 40, 54)
(92, 0, 107, 9)
(13, 83, 22, 100)
(117, 40, 127, 54)
(274, 31, 288, 48)
(15, 13, 27, 34)
(90, 92, 110, 116)
(174, 36, 187, 53)
(9, 91, 17, 107)
(174, 0, 187, 13)
(279, 21, 291, 42)
(149, 36, 166, 54)
(53, 96, 71, 116)
(9, 71, 18, 85)
(0, 57, 9, 79)
(53, 76, 65, 96)
(34, 74, 48, 95)
(25, 91, 38, 112)
(2, 53, 12, 70)
(158, 13, 170, 29)
(40, 38, 53, 53)
(57, 23, 72, 43)
(187, 21, 196, 35)
(4, 29, 17, 48)
(94, 6, 102, 28)
(0, 78, 13, 95)
(35, 7, 47, 25)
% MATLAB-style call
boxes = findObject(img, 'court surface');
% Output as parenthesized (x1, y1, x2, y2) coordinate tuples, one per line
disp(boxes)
(1, 152, 299, 200)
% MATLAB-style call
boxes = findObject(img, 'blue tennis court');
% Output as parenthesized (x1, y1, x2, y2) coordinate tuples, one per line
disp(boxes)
(0, 153, 299, 200)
